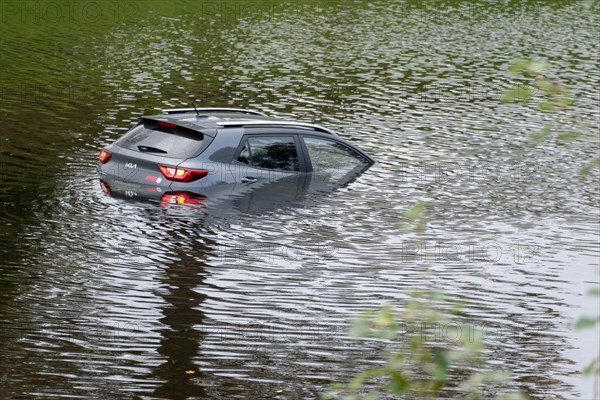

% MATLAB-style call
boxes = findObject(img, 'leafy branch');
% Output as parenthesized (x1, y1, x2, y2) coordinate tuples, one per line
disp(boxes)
(502, 58, 599, 177)
(322, 291, 525, 400)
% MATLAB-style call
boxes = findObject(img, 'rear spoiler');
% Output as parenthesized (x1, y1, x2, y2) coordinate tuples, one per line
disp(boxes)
(139, 117, 204, 138)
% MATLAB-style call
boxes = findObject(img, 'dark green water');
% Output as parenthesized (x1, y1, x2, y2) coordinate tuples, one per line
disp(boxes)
(1, 1, 599, 399)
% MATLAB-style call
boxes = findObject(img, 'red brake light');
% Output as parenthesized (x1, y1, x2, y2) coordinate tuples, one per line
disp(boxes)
(160, 191, 207, 205)
(99, 149, 112, 164)
(158, 164, 208, 182)
(99, 179, 112, 195)
(158, 121, 177, 129)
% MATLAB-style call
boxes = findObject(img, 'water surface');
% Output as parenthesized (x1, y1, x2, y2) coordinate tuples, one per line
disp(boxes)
(1, 1, 599, 399)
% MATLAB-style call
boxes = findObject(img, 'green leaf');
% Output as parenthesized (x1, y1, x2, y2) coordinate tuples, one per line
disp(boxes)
(349, 315, 372, 338)
(495, 392, 528, 400)
(507, 59, 530, 74)
(527, 61, 549, 75)
(349, 367, 388, 391)
(387, 371, 410, 394)
(529, 123, 553, 144)
(549, 83, 569, 97)
(387, 353, 407, 370)
(459, 372, 485, 390)
(414, 222, 426, 233)
(377, 306, 396, 326)
(553, 95, 573, 109)
(485, 370, 512, 383)
(582, 359, 600, 376)
(575, 316, 600, 330)
(451, 299, 467, 311)
(536, 78, 553, 94)
(539, 101, 554, 112)
(374, 307, 399, 339)
(579, 156, 600, 177)
(394, 222, 410, 232)
(587, 288, 600, 296)
(405, 202, 427, 221)
(429, 290, 445, 302)
(431, 347, 449, 380)
(556, 131, 580, 142)
(501, 86, 533, 103)
(460, 370, 512, 391)
(319, 391, 336, 400)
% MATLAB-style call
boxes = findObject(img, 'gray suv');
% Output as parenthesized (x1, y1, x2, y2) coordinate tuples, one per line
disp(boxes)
(98, 108, 374, 205)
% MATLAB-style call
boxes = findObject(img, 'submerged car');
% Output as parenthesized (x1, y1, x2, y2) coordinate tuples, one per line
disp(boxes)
(98, 108, 374, 205)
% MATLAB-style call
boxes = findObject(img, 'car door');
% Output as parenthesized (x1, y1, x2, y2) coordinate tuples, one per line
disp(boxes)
(299, 135, 373, 191)
(233, 134, 306, 184)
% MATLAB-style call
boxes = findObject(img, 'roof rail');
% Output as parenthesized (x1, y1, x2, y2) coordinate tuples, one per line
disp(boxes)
(216, 120, 337, 135)
(161, 107, 266, 116)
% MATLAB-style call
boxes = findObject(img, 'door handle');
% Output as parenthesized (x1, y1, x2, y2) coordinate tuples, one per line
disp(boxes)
(241, 176, 257, 183)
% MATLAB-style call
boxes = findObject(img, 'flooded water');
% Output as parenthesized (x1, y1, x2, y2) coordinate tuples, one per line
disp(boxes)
(1, 1, 599, 399)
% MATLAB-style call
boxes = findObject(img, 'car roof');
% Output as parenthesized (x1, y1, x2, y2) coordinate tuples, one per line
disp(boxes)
(142, 109, 339, 136)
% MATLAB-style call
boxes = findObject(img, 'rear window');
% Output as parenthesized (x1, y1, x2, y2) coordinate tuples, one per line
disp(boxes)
(114, 121, 204, 159)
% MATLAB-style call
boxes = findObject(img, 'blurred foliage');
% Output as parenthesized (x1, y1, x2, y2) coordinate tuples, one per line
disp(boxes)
(395, 201, 427, 233)
(575, 288, 600, 379)
(502, 59, 572, 110)
(321, 290, 525, 400)
(334, 57, 598, 399)
(502, 59, 599, 177)
(505, 60, 600, 385)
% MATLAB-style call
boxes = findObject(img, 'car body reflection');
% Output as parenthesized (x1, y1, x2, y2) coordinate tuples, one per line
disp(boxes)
(99, 164, 372, 216)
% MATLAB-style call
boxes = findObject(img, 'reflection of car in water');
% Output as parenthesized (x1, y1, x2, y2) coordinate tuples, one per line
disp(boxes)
(98, 108, 374, 209)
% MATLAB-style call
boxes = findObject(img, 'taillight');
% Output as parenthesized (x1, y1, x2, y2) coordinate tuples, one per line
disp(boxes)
(99, 149, 112, 164)
(160, 192, 206, 205)
(158, 121, 177, 129)
(99, 179, 112, 195)
(158, 164, 208, 182)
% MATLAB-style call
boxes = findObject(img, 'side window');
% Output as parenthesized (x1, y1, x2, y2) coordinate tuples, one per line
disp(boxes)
(303, 137, 369, 173)
(236, 136, 299, 171)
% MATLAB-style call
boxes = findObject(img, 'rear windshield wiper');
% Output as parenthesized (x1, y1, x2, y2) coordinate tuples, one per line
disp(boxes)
(138, 145, 168, 154)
